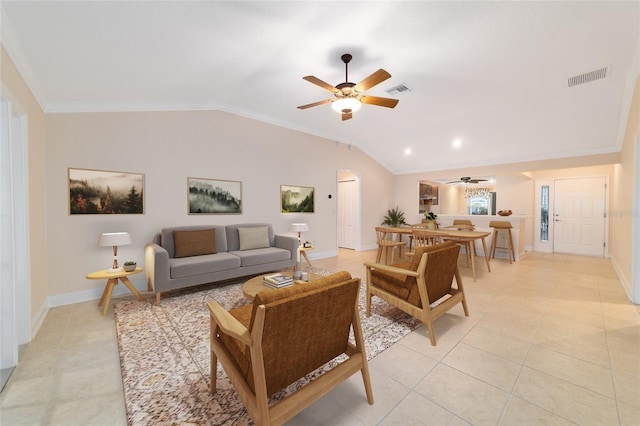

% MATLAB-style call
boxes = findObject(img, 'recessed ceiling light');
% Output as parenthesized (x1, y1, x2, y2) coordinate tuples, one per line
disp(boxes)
(452, 138, 462, 148)
(404, 148, 412, 155)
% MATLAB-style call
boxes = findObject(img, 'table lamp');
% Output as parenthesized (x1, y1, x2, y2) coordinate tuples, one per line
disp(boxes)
(98, 232, 131, 272)
(289, 223, 309, 247)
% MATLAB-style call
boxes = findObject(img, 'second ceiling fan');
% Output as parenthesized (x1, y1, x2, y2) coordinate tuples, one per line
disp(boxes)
(297, 53, 399, 121)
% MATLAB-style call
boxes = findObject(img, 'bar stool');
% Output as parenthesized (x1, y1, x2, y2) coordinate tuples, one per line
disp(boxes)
(489, 221, 515, 263)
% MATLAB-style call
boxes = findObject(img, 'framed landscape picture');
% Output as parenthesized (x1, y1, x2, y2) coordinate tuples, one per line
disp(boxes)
(281, 185, 314, 213)
(188, 177, 242, 214)
(68, 168, 144, 214)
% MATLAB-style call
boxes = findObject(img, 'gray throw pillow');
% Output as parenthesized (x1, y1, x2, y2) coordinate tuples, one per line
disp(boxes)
(238, 226, 270, 250)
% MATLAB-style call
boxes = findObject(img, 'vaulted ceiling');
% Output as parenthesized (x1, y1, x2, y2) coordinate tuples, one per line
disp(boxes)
(1, 1, 638, 176)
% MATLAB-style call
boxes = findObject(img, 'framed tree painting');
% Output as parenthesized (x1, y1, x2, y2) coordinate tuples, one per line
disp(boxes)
(281, 185, 314, 213)
(188, 177, 242, 214)
(69, 168, 144, 214)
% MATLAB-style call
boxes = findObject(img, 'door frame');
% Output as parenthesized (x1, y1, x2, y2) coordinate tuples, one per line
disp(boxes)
(336, 169, 361, 251)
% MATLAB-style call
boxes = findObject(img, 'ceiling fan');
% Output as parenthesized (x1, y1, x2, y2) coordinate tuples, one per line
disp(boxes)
(446, 176, 488, 184)
(297, 53, 399, 121)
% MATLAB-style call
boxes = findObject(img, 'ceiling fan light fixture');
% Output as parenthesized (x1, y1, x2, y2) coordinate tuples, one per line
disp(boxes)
(331, 98, 361, 114)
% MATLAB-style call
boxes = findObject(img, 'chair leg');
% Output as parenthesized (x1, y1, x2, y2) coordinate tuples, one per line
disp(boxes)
(425, 317, 437, 346)
(490, 230, 498, 259)
(507, 229, 515, 263)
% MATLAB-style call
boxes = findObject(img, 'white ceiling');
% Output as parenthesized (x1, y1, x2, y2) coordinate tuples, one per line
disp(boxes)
(2, 1, 639, 175)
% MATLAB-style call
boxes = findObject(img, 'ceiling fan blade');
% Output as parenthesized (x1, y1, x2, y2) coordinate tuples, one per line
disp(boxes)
(354, 69, 391, 92)
(342, 112, 352, 121)
(297, 99, 333, 109)
(361, 95, 399, 109)
(303, 76, 340, 93)
(468, 179, 488, 183)
(446, 180, 460, 184)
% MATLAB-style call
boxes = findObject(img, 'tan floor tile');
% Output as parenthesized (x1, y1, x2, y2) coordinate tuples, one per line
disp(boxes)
(499, 396, 574, 425)
(41, 393, 127, 426)
(0, 403, 46, 425)
(380, 391, 468, 425)
(613, 370, 640, 409)
(442, 342, 522, 392)
(369, 340, 437, 388)
(415, 363, 509, 425)
(0, 375, 55, 407)
(288, 394, 364, 426)
(610, 349, 640, 377)
(462, 326, 530, 363)
(513, 367, 618, 424)
(524, 345, 615, 398)
(618, 401, 640, 426)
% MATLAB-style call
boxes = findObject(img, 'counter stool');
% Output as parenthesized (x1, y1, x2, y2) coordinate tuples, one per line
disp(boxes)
(489, 221, 515, 263)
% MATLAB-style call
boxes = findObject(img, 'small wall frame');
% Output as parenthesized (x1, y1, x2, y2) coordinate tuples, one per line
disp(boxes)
(281, 185, 314, 213)
(188, 177, 242, 214)
(68, 167, 144, 215)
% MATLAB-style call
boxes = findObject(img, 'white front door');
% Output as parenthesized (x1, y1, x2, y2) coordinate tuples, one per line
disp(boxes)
(338, 179, 357, 249)
(553, 177, 606, 256)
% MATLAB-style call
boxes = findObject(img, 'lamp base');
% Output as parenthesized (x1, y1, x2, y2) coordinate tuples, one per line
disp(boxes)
(106, 267, 123, 274)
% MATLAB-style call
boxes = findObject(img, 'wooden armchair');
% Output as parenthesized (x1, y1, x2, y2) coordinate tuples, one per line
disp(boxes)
(206, 271, 373, 425)
(364, 241, 469, 346)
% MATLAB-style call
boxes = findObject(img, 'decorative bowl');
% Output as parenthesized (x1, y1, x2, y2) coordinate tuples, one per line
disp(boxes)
(497, 210, 513, 216)
(123, 264, 137, 272)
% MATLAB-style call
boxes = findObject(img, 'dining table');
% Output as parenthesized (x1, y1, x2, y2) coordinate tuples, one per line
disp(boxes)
(382, 226, 492, 281)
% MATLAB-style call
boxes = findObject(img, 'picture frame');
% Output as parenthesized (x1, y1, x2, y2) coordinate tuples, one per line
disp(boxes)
(280, 185, 314, 213)
(68, 167, 144, 215)
(188, 177, 242, 214)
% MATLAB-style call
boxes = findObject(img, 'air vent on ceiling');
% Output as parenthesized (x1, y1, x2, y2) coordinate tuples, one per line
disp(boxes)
(386, 83, 411, 95)
(567, 66, 610, 88)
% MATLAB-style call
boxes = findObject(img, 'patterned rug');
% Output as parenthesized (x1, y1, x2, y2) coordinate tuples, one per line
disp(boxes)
(114, 269, 421, 425)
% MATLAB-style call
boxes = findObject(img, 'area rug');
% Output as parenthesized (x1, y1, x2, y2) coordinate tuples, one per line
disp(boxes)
(114, 269, 421, 425)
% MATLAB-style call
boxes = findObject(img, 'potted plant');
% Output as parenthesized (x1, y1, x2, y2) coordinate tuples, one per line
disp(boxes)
(123, 261, 137, 272)
(424, 212, 438, 229)
(381, 206, 407, 227)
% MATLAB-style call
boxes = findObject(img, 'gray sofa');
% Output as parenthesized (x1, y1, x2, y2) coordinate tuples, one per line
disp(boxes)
(145, 223, 297, 303)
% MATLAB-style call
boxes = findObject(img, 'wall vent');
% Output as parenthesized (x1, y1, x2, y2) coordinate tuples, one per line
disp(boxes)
(567, 66, 610, 88)
(386, 83, 411, 95)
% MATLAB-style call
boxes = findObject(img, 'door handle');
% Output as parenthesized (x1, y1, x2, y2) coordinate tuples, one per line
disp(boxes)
(554, 219, 561, 222)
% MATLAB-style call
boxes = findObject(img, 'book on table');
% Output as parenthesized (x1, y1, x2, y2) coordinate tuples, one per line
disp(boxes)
(263, 273, 293, 288)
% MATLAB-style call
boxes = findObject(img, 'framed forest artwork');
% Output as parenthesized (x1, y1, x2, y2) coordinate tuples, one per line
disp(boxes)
(280, 185, 314, 213)
(188, 177, 242, 214)
(68, 168, 144, 214)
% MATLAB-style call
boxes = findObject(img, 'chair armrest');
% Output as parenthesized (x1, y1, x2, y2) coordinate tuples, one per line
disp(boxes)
(206, 300, 252, 346)
(364, 262, 419, 278)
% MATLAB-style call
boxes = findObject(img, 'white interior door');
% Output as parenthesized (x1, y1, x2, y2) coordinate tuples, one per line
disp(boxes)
(553, 177, 606, 256)
(338, 179, 357, 249)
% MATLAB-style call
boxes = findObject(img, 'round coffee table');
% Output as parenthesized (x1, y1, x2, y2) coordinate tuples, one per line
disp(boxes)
(242, 272, 321, 299)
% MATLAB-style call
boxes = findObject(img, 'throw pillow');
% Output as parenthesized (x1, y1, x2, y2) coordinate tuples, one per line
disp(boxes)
(238, 226, 270, 251)
(173, 229, 217, 258)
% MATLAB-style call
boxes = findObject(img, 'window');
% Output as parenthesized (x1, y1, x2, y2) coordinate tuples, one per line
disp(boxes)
(540, 185, 549, 241)
(465, 187, 496, 215)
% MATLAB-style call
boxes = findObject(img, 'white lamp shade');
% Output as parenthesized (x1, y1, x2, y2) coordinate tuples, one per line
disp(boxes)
(98, 232, 131, 247)
(331, 98, 362, 114)
(289, 223, 309, 233)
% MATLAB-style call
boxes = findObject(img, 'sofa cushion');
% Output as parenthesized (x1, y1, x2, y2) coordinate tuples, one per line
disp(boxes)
(229, 247, 291, 267)
(161, 225, 228, 257)
(173, 229, 217, 258)
(238, 226, 270, 250)
(169, 252, 241, 279)
(225, 224, 275, 252)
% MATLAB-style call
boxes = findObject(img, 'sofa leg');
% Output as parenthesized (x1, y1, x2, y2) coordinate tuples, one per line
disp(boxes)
(155, 292, 161, 306)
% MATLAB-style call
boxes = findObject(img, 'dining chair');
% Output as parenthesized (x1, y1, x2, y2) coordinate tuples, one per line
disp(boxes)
(442, 219, 475, 266)
(406, 228, 445, 259)
(375, 226, 406, 264)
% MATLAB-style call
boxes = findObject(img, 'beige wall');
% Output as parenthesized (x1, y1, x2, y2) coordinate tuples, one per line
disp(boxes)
(43, 111, 394, 301)
(1, 46, 48, 332)
(610, 75, 640, 301)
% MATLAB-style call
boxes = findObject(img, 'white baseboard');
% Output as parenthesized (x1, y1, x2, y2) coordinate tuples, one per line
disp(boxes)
(610, 255, 633, 302)
(31, 299, 48, 340)
(48, 281, 150, 308)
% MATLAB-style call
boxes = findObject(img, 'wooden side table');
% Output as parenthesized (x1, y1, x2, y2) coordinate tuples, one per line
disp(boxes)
(299, 246, 314, 267)
(85, 267, 145, 315)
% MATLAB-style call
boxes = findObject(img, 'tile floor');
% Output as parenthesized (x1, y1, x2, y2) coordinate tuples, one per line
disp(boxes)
(1, 249, 639, 425)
